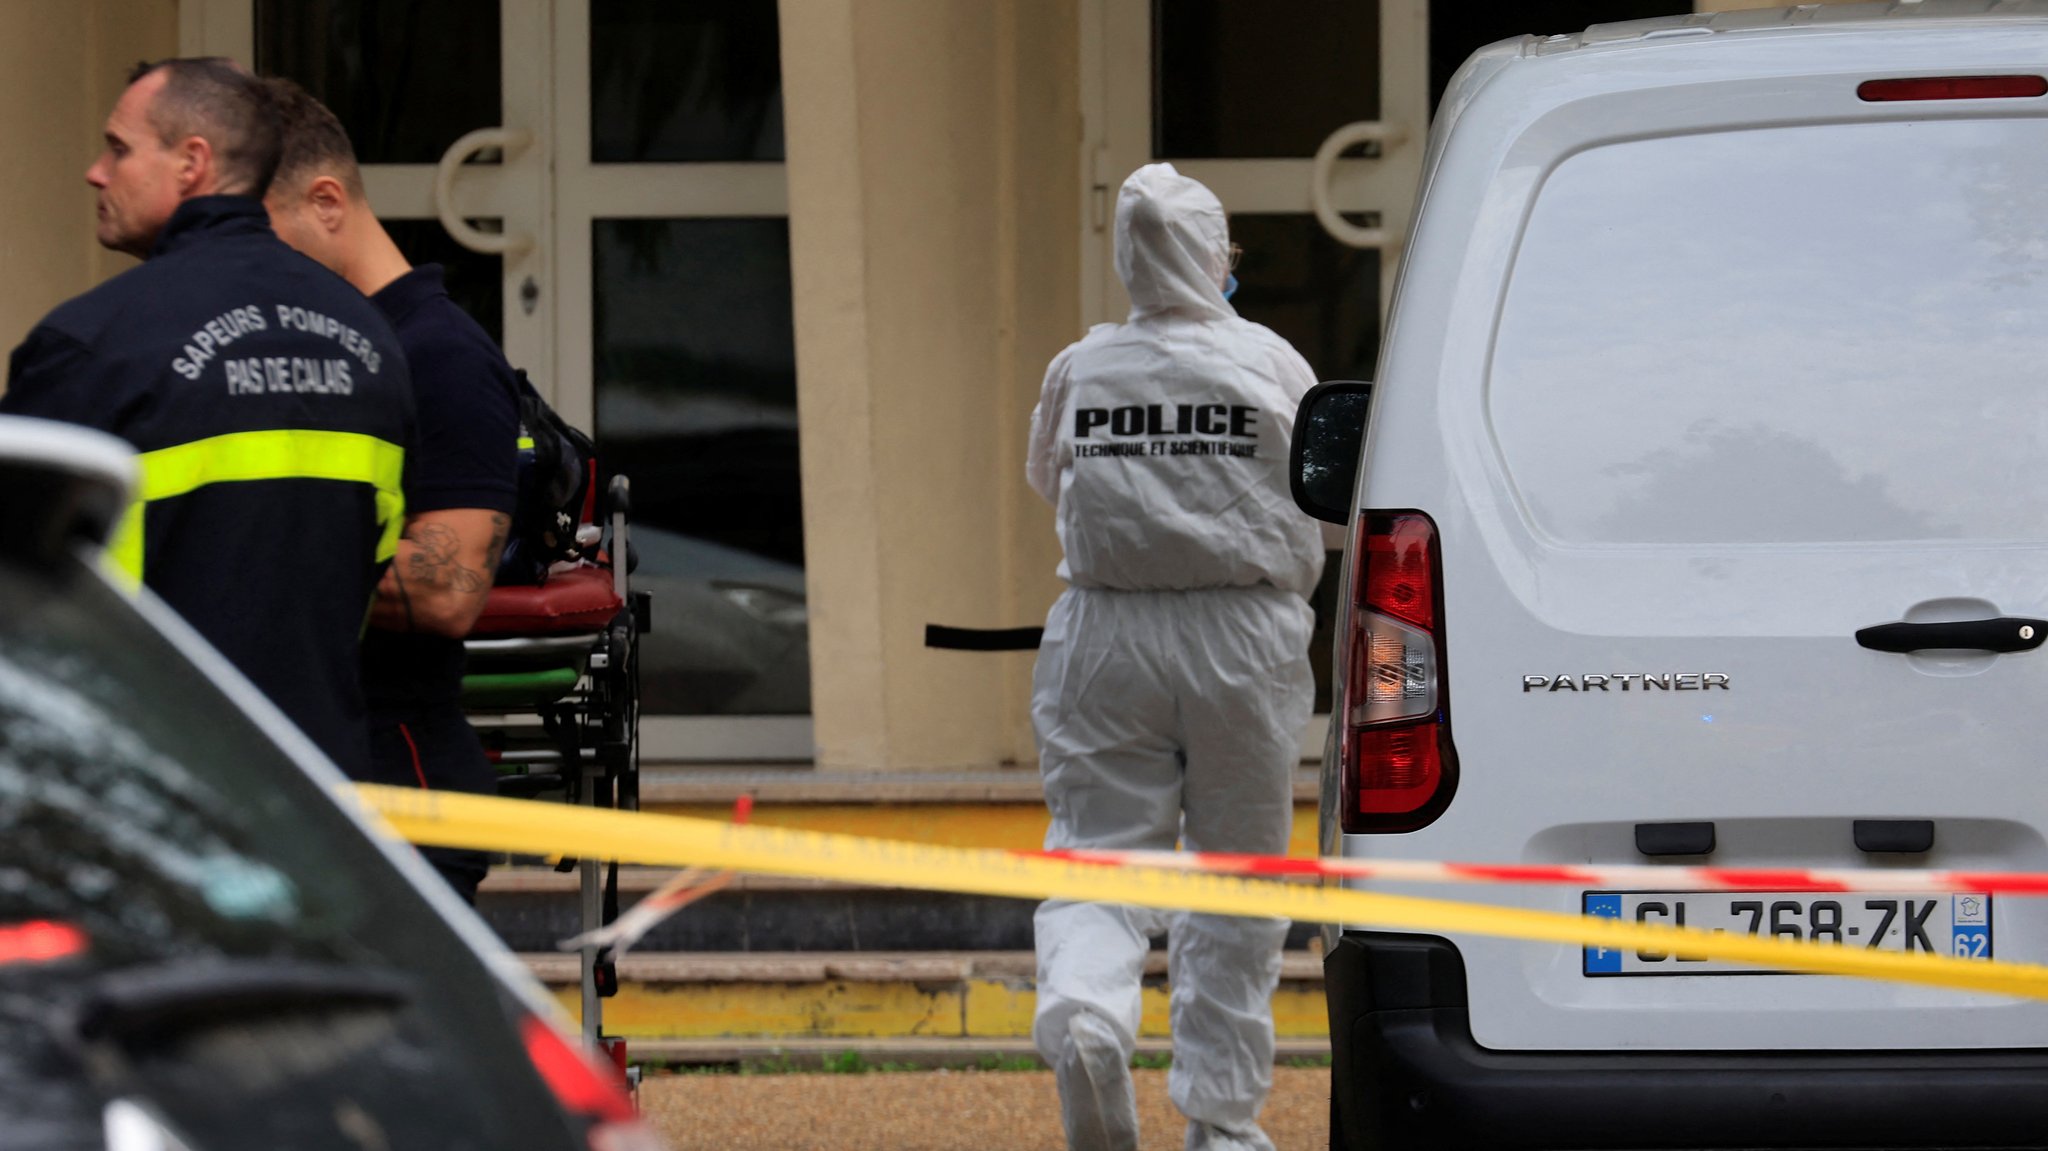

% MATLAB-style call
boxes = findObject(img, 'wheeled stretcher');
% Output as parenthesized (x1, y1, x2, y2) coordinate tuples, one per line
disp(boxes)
(461, 476, 647, 1049)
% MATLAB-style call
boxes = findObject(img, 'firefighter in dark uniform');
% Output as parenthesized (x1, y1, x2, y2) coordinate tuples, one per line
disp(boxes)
(0, 58, 414, 778)
(264, 81, 519, 903)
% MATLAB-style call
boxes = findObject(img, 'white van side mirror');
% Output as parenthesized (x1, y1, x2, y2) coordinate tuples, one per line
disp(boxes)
(1289, 381, 1371, 524)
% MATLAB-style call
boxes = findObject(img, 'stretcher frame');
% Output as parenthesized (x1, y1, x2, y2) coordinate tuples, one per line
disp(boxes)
(463, 475, 644, 1048)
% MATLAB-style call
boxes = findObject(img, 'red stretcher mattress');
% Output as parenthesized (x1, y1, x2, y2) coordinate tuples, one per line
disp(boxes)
(470, 564, 623, 636)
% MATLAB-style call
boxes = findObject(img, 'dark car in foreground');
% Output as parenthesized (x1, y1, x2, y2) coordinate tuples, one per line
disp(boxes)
(0, 415, 663, 1150)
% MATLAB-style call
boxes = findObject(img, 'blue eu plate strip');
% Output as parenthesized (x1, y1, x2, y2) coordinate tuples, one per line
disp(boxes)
(1584, 893, 1623, 973)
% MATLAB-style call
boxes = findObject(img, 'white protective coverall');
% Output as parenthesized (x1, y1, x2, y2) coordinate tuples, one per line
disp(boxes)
(1026, 163, 1323, 1151)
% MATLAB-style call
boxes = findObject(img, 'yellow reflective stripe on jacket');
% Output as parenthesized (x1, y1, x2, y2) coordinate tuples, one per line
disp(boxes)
(516, 435, 535, 450)
(105, 429, 407, 582)
(104, 505, 145, 592)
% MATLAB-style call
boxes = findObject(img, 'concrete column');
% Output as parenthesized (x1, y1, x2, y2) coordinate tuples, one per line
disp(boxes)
(0, 0, 179, 381)
(782, 0, 1077, 770)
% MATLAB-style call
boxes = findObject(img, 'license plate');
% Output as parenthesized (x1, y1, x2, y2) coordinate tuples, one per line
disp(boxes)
(1582, 891, 1993, 975)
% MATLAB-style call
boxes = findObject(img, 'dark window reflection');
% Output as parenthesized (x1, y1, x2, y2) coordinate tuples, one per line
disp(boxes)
(591, 0, 785, 163)
(381, 219, 504, 350)
(593, 219, 805, 716)
(1428, 1, 1690, 115)
(1308, 553, 1343, 714)
(1228, 214, 1380, 383)
(1154, 0, 1379, 159)
(1227, 214, 1379, 713)
(255, 0, 501, 165)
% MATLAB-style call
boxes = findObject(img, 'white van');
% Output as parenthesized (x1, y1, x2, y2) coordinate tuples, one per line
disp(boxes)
(1292, 6, 2048, 1148)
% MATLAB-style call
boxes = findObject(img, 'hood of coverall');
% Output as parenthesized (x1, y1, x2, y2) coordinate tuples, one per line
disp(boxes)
(1113, 163, 1235, 322)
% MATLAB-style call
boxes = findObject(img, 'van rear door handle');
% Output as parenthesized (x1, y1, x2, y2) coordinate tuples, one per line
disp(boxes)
(1854, 618, 2048, 654)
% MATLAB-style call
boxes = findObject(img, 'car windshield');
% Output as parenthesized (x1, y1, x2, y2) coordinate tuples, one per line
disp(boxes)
(0, 564, 381, 969)
(0, 556, 574, 1150)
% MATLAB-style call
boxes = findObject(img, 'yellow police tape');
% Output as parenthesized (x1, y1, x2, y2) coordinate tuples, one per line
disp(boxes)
(352, 784, 2048, 1001)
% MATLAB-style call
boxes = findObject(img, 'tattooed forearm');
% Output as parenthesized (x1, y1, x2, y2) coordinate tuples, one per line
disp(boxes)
(369, 508, 505, 636)
(484, 512, 511, 572)
(404, 521, 490, 594)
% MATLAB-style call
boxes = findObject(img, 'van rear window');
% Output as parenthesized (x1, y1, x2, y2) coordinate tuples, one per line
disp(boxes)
(1490, 119, 2048, 545)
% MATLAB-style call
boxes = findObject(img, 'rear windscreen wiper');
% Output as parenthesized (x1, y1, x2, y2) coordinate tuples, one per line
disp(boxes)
(75, 959, 411, 1045)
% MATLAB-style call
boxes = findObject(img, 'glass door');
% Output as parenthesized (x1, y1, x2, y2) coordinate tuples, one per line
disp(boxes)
(555, 1, 808, 761)
(186, 0, 811, 762)
(1082, 0, 1430, 752)
(1083, 0, 1427, 337)
(203, 0, 556, 376)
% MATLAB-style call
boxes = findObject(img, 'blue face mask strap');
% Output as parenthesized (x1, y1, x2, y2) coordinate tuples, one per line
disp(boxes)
(1222, 273, 1239, 301)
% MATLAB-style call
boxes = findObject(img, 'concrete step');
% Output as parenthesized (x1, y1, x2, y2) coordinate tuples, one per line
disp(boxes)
(518, 950, 1331, 1047)
(478, 867, 1322, 954)
(521, 949, 1326, 983)
(634, 766, 1321, 804)
(622, 766, 1321, 855)
(479, 766, 1326, 954)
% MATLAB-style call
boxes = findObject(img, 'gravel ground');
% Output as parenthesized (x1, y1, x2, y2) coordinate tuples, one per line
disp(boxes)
(642, 1066, 1329, 1151)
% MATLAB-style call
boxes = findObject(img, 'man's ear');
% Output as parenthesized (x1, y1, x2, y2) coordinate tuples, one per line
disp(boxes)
(175, 135, 216, 195)
(307, 175, 351, 232)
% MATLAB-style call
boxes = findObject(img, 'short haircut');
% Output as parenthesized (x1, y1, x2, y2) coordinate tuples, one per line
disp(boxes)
(262, 76, 366, 200)
(128, 57, 282, 197)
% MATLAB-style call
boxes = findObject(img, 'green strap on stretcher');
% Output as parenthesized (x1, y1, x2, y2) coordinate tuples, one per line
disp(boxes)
(461, 666, 581, 711)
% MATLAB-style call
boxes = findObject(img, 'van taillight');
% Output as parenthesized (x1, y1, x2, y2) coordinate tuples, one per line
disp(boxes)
(1858, 75, 2047, 102)
(1341, 512, 1456, 832)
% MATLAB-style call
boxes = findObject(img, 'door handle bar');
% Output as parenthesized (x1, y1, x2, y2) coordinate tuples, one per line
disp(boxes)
(434, 127, 534, 256)
(1854, 617, 2048, 654)
(1310, 121, 1406, 250)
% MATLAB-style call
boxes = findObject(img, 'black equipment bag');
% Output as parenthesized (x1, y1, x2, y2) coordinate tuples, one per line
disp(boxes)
(497, 369, 603, 586)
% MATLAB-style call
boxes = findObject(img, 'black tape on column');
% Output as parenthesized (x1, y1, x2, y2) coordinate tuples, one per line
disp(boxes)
(924, 625, 1044, 651)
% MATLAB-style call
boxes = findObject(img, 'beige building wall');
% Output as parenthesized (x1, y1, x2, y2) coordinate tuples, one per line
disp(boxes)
(0, 0, 1884, 772)
(0, 0, 180, 377)
(782, 0, 1075, 770)
(775, 0, 1871, 772)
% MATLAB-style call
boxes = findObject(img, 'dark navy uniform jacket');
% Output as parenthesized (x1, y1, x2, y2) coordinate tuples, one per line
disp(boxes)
(363, 264, 518, 711)
(0, 196, 416, 776)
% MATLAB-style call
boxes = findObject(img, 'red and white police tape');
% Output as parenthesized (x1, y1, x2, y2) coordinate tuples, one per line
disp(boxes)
(355, 785, 2048, 999)
(558, 795, 755, 958)
(1037, 847, 2048, 895)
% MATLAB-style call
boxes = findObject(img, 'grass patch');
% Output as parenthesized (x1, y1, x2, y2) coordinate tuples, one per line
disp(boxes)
(819, 1050, 867, 1074)
(820, 1050, 925, 1074)
(636, 1059, 745, 1076)
(642, 1051, 1011, 1076)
